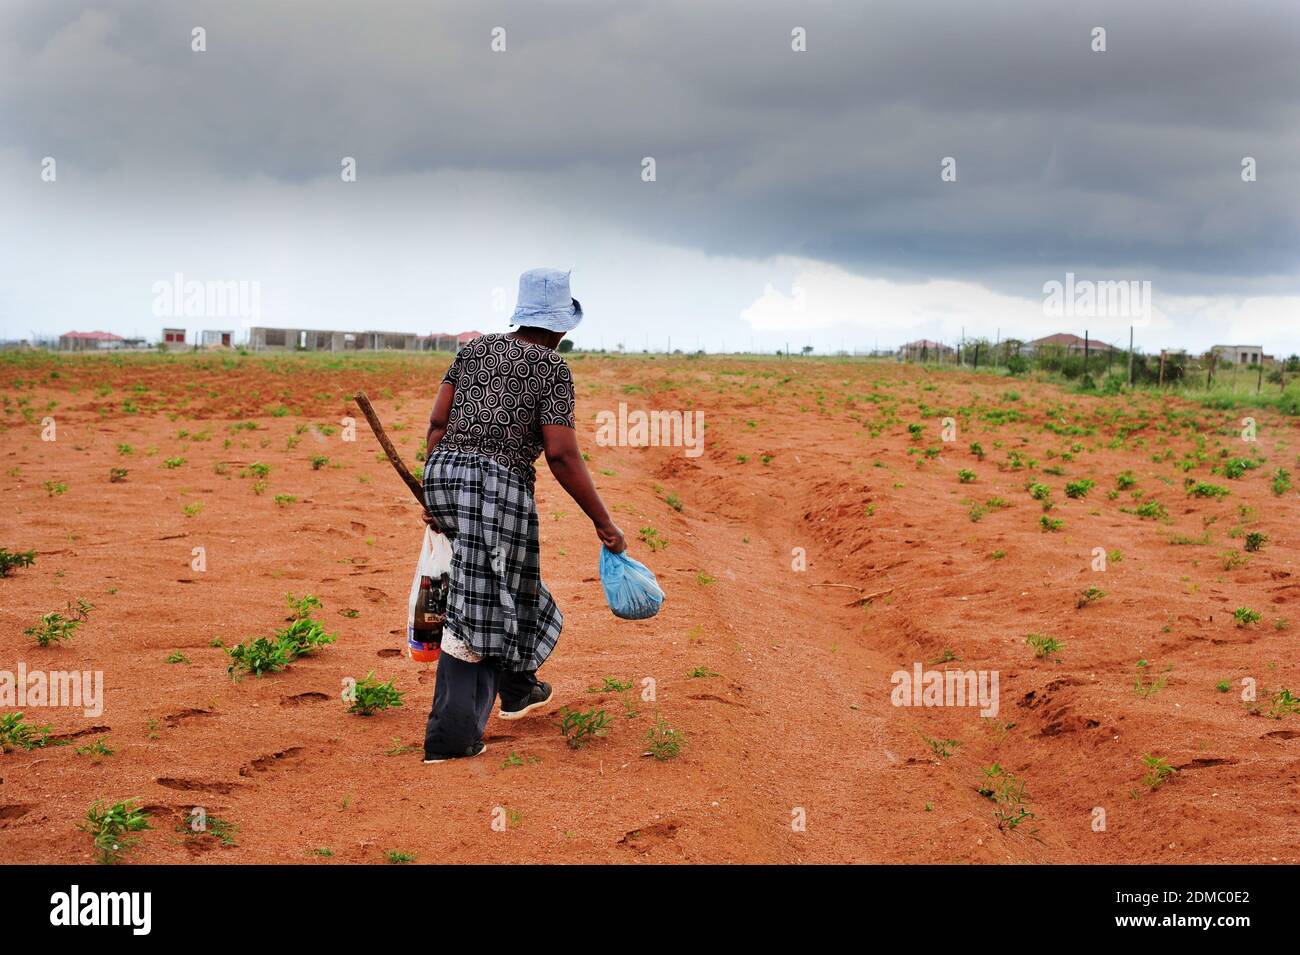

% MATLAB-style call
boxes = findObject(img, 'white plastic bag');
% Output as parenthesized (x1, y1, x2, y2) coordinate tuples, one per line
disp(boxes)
(406, 526, 454, 660)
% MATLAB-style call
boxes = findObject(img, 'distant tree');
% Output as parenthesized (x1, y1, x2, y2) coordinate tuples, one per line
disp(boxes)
(557, 339, 574, 353)
(801, 345, 814, 355)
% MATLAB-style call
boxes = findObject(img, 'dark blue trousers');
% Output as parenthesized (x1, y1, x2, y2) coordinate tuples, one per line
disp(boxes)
(423, 653, 538, 759)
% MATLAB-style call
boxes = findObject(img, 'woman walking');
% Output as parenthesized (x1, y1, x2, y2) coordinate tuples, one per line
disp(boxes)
(420, 268, 625, 763)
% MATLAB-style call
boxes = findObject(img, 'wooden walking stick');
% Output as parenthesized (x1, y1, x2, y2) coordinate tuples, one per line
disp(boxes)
(354, 391, 425, 506)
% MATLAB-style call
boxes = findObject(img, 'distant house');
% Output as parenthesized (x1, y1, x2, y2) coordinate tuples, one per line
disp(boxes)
(161, 328, 186, 348)
(247, 327, 424, 352)
(59, 331, 126, 351)
(425, 330, 483, 352)
(899, 339, 955, 361)
(1023, 333, 1119, 356)
(201, 329, 235, 348)
(1211, 344, 1270, 366)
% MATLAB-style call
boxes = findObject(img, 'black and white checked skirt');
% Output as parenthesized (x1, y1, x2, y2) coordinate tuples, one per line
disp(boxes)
(422, 448, 563, 672)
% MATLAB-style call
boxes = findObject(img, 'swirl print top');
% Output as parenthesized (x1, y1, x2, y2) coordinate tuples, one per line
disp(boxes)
(437, 333, 576, 491)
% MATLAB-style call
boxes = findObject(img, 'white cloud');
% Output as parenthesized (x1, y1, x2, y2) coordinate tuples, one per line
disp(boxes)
(740, 258, 1046, 337)
(739, 257, 1300, 354)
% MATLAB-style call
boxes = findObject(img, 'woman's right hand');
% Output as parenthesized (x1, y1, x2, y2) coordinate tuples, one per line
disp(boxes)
(596, 521, 626, 554)
(421, 508, 441, 533)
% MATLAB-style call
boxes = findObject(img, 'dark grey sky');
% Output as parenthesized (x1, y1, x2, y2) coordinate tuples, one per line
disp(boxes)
(2, 0, 1297, 351)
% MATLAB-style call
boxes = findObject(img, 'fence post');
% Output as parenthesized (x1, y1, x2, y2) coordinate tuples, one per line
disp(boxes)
(1128, 326, 1134, 387)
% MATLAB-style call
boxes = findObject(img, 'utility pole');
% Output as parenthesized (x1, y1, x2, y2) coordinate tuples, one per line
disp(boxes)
(1128, 326, 1134, 387)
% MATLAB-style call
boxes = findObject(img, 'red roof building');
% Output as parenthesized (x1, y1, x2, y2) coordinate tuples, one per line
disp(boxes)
(424, 330, 483, 351)
(59, 331, 127, 350)
(1027, 333, 1118, 353)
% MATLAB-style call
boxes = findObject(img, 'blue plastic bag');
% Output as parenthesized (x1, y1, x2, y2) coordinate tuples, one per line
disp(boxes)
(599, 546, 665, 620)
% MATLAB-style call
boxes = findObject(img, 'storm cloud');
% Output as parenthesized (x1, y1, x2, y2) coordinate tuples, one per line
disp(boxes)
(1, 0, 1297, 350)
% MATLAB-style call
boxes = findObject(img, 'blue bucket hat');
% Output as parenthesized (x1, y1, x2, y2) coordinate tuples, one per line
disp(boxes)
(509, 268, 583, 333)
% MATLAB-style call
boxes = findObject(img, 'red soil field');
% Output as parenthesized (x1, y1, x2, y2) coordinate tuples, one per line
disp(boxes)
(1, 351, 1297, 864)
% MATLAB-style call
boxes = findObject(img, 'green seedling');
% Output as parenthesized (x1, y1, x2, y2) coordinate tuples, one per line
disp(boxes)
(1141, 754, 1177, 790)
(1267, 689, 1300, 719)
(921, 734, 960, 759)
(1026, 633, 1064, 660)
(348, 672, 404, 716)
(1138, 500, 1169, 520)
(1134, 660, 1171, 698)
(179, 814, 238, 847)
(226, 637, 292, 677)
(977, 763, 1036, 832)
(1076, 586, 1105, 608)
(1233, 607, 1262, 627)
(25, 598, 93, 647)
(0, 712, 53, 752)
(645, 717, 687, 761)
(81, 799, 151, 865)
(557, 707, 612, 749)
(589, 677, 633, 693)
(285, 592, 323, 621)
(1064, 479, 1095, 499)
(0, 548, 36, 577)
(276, 618, 337, 657)
(1221, 550, 1249, 571)
(638, 527, 668, 551)
(74, 737, 115, 758)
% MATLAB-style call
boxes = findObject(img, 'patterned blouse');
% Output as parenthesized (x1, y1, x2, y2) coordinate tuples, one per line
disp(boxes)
(437, 333, 576, 490)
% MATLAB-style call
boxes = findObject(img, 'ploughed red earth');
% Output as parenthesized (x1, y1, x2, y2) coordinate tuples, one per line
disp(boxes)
(1, 350, 1297, 863)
